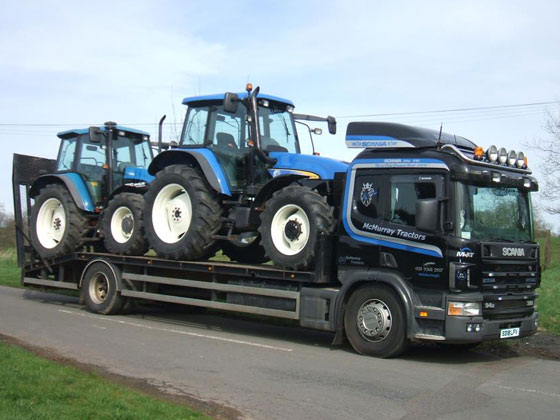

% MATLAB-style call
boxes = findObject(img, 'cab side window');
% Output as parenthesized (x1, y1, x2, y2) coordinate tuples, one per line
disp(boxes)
(57, 138, 77, 171)
(388, 177, 437, 227)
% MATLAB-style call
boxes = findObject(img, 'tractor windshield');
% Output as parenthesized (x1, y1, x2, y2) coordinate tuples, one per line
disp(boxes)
(455, 183, 534, 242)
(181, 102, 299, 153)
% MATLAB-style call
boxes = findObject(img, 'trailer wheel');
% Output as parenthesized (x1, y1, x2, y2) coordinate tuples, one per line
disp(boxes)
(259, 185, 334, 270)
(82, 262, 123, 315)
(145, 165, 222, 260)
(344, 285, 408, 358)
(221, 233, 269, 264)
(30, 184, 88, 258)
(102, 193, 148, 255)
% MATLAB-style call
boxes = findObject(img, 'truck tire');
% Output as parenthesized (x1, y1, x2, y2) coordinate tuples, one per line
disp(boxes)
(30, 184, 88, 258)
(259, 185, 334, 270)
(144, 165, 222, 260)
(344, 285, 408, 358)
(221, 234, 269, 264)
(82, 261, 124, 315)
(102, 193, 148, 255)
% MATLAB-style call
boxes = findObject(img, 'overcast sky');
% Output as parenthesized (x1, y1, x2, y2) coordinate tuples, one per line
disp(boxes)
(2, 0, 559, 228)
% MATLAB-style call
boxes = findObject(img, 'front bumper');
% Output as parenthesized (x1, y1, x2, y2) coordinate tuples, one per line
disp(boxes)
(444, 312, 539, 343)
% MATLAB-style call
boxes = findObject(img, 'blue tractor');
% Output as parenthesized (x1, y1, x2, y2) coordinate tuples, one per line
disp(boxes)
(29, 122, 154, 258)
(145, 84, 348, 268)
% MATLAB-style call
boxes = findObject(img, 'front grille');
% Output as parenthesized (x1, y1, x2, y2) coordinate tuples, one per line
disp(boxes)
(481, 259, 538, 293)
(482, 294, 535, 320)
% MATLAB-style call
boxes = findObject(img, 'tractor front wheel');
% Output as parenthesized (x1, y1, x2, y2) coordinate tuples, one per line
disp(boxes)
(259, 185, 334, 270)
(30, 184, 88, 258)
(144, 165, 222, 260)
(102, 193, 148, 255)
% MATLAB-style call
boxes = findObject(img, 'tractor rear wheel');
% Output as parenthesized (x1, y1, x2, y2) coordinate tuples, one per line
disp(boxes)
(221, 233, 269, 264)
(30, 184, 88, 258)
(144, 165, 222, 260)
(102, 193, 149, 255)
(259, 185, 334, 270)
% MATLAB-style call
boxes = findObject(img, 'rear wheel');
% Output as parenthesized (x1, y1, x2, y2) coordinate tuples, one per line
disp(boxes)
(102, 193, 148, 255)
(82, 261, 123, 315)
(259, 185, 334, 270)
(30, 184, 88, 258)
(145, 165, 222, 260)
(221, 233, 269, 264)
(344, 285, 409, 358)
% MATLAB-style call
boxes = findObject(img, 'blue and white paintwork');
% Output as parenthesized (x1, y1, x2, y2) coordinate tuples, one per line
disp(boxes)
(123, 167, 155, 183)
(345, 135, 415, 149)
(269, 152, 348, 179)
(342, 158, 449, 258)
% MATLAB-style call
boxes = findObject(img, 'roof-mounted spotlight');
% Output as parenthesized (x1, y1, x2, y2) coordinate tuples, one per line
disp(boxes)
(508, 150, 517, 167)
(516, 151, 525, 168)
(498, 147, 508, 165)
(487, 145, 498, 163)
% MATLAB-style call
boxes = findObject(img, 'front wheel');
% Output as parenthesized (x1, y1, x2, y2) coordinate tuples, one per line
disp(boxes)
(259, 185, 334, 270)
(344, 285, 409, 358)
(102, 193, 148, 255)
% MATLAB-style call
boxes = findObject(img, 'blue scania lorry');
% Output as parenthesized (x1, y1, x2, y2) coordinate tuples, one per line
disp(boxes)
(13, 87, 540, 358)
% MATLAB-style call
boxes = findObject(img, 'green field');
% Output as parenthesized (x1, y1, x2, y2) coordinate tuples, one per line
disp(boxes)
(536, 236, 560, 334)
(0, 338, 209, 420)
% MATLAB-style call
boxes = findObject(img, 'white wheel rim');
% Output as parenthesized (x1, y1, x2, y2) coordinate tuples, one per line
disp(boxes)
(270, 204, 310, 256)
(36, 198, 66, 249)
(110, 206, 134, 244)
(152, 183, 192, 244)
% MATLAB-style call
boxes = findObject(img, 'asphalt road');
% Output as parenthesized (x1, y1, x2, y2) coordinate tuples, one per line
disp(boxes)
(1, 285, 559, 420)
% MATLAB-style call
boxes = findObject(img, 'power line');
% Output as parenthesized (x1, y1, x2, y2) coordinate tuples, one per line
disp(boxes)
(337, 100, 559, 119)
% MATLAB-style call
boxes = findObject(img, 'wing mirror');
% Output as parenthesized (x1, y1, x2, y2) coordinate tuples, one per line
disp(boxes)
(88, 126, 104, 143)
(224, 92, 239, 113)
(416, 198, 438, 232)
(327, 116, 337, 135)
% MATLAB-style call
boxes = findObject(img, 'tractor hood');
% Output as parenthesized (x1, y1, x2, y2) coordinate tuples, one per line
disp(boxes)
(269, 152, 348, 179)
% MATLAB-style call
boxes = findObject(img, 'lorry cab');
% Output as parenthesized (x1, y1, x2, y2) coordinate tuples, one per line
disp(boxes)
(338, 122, 539, 343)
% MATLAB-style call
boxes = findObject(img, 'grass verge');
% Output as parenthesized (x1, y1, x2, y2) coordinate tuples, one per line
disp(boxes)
(0, 337, 210, 420)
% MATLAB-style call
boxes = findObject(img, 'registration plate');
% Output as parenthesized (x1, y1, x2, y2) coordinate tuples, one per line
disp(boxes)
(500, 327, 520, 339)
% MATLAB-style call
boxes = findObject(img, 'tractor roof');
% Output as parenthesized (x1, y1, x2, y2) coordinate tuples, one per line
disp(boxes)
(345, 122, 476, 150)
(57, 125, 150, 139)
(182, 92, 295, 107)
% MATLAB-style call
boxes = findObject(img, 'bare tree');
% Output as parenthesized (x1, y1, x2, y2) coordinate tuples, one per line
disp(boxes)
(527, 109, 560, 214)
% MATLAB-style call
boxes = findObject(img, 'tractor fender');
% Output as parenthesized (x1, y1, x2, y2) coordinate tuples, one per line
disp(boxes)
(331, 267, 418, 344)
(148, 149, 231, 196)
(30, 174, 94, 212)
(253, 174, 306, 208)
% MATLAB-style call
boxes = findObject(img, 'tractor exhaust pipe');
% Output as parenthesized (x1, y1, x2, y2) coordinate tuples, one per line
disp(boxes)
(158, 115, 166, 153)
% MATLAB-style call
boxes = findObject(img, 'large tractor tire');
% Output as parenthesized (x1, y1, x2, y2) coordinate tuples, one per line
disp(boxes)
(221, 233, 269, 265)
(144, 165, 222, 260)
(259, 185, 334, 270)
(102, 193, 149, 255)
(30, 184, 88, 258)
(344, 285, 409, 358)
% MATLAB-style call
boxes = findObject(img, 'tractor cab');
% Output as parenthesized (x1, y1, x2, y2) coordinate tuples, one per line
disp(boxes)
(180, 92, 299, 191)
(56, 124, 153, 206)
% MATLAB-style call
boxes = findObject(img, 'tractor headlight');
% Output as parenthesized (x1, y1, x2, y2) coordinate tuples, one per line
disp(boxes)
(448, 302, 481, 316)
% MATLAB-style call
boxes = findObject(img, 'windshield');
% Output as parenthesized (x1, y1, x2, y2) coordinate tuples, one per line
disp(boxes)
(455, 183, 534, 242)
(181, 103, 299, 153)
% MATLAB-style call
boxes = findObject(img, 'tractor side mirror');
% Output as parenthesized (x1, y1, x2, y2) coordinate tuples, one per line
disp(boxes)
(88, 126, 104, 143)
(327, 116, 337, 135)
(223, 92, 239, 113)
(416, 198, 438, 233)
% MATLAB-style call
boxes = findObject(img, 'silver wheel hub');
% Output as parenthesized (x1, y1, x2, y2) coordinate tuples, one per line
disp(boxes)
(357, 299, 392, 342)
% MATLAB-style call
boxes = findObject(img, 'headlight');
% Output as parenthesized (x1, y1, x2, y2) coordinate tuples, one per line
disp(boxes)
(516, 151, 525, 168)
(498, 147, 508, 164)
(448, 302, 481, 316)
(508, 150, 517, 166)
(487, 145, 498, 162)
